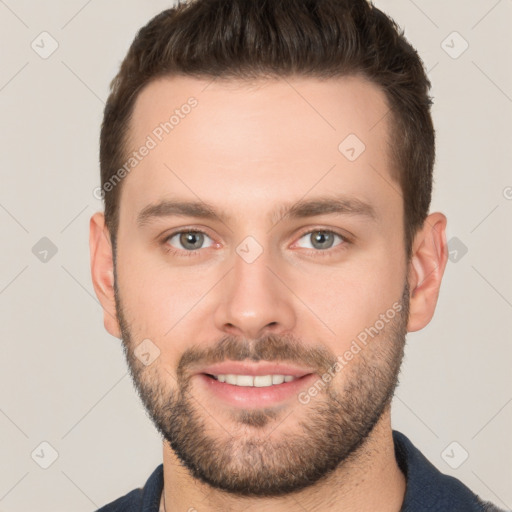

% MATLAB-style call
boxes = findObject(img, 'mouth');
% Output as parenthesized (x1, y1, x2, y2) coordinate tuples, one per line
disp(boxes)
(196, 360, 315, 379)
(195, 365, 318, 408)
(204, 373, 305, 387)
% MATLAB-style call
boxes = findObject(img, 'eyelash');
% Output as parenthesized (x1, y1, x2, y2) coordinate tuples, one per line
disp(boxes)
(162, 228, 351, 258)
(162, 229, 211, 258)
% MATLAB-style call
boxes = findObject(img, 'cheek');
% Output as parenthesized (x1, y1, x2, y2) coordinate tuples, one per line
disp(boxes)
(115, 244, 220, 338)
(291, 247, 405, 346)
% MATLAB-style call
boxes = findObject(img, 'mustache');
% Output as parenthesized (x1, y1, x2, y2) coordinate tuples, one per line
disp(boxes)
(176, 333, 337, 381)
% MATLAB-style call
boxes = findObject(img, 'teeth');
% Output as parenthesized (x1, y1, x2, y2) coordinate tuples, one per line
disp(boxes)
(212, 374, 298, 387)
(272, 375, 285, 385)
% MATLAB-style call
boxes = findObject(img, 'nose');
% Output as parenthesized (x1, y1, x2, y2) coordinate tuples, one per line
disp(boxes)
(213, 245, 297, 340)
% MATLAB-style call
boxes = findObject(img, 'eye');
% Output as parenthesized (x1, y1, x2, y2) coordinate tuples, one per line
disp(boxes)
(295, 230, 345, 251)
(165, 230, 214, 252)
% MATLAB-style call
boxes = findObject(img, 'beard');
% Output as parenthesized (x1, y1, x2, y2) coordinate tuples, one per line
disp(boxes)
(113, 272, 409, 498)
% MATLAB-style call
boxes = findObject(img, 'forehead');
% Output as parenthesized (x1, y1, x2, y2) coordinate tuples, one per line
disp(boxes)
(120, 74, 397, 227)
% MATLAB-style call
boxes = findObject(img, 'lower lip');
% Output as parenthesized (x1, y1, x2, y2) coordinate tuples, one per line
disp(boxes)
(195, 373, 317, 408)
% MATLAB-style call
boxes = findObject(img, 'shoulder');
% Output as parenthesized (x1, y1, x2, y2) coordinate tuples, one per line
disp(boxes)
(95, 464, 164, 512)
(392, 431, 505, 512)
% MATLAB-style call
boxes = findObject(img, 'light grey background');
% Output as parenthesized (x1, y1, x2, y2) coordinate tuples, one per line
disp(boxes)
(0, 1, 511, 510)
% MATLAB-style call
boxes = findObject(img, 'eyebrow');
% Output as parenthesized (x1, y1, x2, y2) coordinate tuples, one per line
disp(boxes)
(136, 195, 376, 228)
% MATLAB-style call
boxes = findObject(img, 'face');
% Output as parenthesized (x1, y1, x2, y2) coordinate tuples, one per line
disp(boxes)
(112, 75, 410, 496)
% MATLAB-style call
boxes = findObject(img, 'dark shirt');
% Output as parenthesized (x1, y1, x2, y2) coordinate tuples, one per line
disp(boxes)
(96, 430, 505, 511)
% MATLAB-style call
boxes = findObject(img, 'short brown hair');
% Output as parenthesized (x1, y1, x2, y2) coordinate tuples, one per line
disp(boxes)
(100, 0, 435, 258)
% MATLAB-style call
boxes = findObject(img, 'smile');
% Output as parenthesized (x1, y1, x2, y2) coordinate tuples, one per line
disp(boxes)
(208, 374, 298, 387)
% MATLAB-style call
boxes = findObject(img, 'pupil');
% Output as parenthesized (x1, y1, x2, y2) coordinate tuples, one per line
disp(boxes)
(312, 231, 333, 249)
(181, 232, 203, 250)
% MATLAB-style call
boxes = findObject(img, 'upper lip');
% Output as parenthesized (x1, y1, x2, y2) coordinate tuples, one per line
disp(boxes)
(196, 361, 316, 378)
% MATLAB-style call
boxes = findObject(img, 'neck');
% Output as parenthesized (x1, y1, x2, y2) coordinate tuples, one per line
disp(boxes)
(161, 408, 405, 512)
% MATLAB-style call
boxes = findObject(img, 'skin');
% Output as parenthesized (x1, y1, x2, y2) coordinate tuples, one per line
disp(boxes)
(90, 74, 448, 511)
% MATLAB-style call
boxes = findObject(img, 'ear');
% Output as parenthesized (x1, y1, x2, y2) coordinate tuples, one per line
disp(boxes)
(89, 211, 122, 339)
(407, 212, 448, 332)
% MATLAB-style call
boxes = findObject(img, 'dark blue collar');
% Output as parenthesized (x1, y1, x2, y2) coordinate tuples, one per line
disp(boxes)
(392, 430, 494, 511)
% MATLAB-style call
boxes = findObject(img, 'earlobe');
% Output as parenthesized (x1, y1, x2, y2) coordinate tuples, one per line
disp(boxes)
(89, 212, 122, 339)
(407, 212, 448, 332)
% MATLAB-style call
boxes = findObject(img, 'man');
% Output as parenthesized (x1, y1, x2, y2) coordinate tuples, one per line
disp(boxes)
(89, 0, 503, 510)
